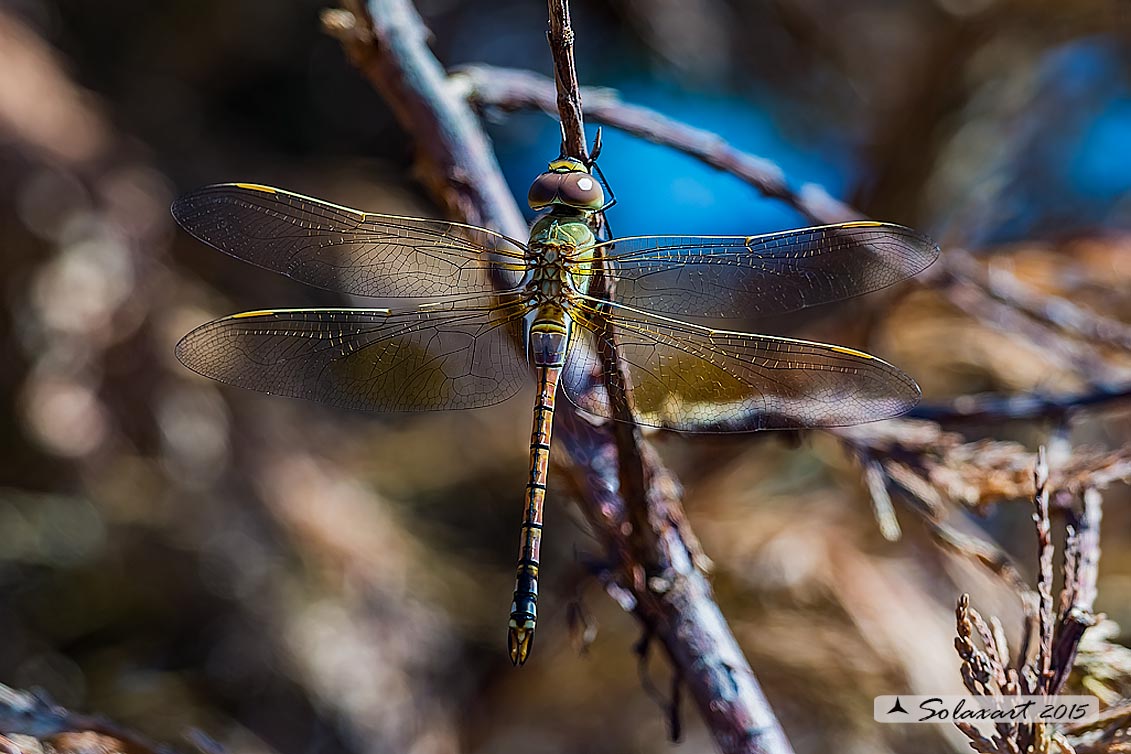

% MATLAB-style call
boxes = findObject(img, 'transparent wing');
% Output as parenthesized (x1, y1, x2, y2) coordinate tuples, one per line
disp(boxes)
(176, 299, 531, 412)
(172, 184, 529, 300)
(563, 299, 920, 432)
(578, 222, 938, 319)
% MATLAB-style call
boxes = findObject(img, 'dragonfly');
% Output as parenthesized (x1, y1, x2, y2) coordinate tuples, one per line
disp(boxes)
(172, 156, 938, 665)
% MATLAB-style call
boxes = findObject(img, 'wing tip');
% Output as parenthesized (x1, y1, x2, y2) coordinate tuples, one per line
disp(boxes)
(837, 220, 942, 275)
(886, 223, 941, 273)
(173, 330, 203, 376)
(170, 184, 222, 228)
(170, 183, 281, 225)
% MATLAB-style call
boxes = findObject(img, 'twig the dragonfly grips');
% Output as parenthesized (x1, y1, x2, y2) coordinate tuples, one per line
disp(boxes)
(541, 2, 795, 752)
(333, 0, 801, 746)
(546, 0, 587, 163)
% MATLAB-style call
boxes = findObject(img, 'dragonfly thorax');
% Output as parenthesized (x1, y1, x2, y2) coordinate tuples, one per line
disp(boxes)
(526, 214, 598, 303)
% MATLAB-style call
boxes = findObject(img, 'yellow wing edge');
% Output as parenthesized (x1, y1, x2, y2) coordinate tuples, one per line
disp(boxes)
(233, 183, 277, 193)
(829, 345, 874, 359)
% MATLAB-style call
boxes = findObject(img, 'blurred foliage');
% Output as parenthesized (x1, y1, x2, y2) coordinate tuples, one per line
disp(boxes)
(0, 1, 1130, 754)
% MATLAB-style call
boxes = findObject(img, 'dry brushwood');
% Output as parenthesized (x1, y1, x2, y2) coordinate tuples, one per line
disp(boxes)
(454, 51, 1131, 595)
(5, 2, 1128, 754)
(322, 2, 1131, 752)
(951, 448, 1125, 754)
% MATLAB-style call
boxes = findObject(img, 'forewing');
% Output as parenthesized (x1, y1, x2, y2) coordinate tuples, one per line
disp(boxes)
(582, 222, 937, 319)
(172, 184, 528, 300)
(176, 301, 530, 412)
(564, 300, 920, 432)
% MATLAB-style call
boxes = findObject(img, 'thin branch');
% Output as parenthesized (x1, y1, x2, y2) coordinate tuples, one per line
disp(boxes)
(330, 2, 795, 752)
(541, 3, 793, 750)
(456, 62, 1131, 399)
(1031, 447, 1054, 695)
(543, 0, 659, 574)
(908, 381, 1131, 423)
(545, 1, 587, 161)
(455, 64, 856, 224)
(328, 3, 527, 240)
(1070, 488, 1102, 615)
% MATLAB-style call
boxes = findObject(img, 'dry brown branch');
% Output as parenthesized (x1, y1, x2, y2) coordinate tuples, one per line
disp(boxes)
(545, 1, 587, 161)
(455, 62, 1131, 407)
(948, 245, 1131, 353)
(952, 451, 1111, 754)
(1034, 448, 1055, 695)
(328, 2, 526, 240)
(837, 422, 1131, 514)
(327, 1, 795, 752)
(454, 63, 857, 223)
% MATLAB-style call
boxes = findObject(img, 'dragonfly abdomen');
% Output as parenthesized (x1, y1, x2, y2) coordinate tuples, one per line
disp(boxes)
(509, 363, 562, 665)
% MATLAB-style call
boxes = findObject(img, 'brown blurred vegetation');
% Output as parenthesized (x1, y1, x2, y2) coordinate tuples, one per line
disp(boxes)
(1, 1, 1130, 754)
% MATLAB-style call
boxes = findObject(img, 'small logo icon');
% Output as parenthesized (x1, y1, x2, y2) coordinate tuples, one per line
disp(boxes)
(887, 697, 909, 715)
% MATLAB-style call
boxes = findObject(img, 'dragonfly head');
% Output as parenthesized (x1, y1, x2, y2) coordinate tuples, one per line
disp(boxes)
(528, 158, 605, 213)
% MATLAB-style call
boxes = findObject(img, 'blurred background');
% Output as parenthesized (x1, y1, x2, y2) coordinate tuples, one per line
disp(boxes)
(1, 1, 1130, 753)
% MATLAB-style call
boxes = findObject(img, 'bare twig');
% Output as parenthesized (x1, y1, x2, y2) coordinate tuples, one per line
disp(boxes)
(330, 2, 795, 752)
(456, 63, 1131, 417)
(455, 64, 856, 224)
(542, 0, 660, 575)
(545, 1, 587, 161)
(1069, 488, 1102, 615)
(1032, 447, 1054, 695)
(329, 2, 527, 240)
(908, 382, 1131, 423)
(860, 453, 901, 541)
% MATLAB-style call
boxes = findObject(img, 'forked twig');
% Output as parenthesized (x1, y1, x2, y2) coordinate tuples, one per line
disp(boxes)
(952, 450, 1104, 754)
(328, 1, 796, 752)
(455, 62, 1131, 422)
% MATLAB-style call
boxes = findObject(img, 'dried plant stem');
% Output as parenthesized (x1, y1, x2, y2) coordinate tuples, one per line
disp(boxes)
(545, 2, 791, 751)
(331, 2, 526, 240)
(1033, 447, 1054, 695)
(456, 62, 1131, 412)
(545, 1, 587, 161)
(455, 64, 857, 224)
(952, 449, 1104, 753)
(330, 1, 795, 752)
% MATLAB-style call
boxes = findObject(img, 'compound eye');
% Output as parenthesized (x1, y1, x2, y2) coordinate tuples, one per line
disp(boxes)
(559, 172, 604, 208)
(527, 173, 560, 209)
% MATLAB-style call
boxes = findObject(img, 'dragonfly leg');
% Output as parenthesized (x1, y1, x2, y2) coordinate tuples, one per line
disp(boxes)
(509, 364, 562, 665)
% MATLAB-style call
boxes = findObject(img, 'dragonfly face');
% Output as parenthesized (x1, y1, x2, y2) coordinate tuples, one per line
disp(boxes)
(527, 156, 606, 213)
(171, 168, 939, 666)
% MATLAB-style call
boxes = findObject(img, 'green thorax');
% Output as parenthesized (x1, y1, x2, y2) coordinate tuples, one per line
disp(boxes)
(528, 210, 599, 299)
